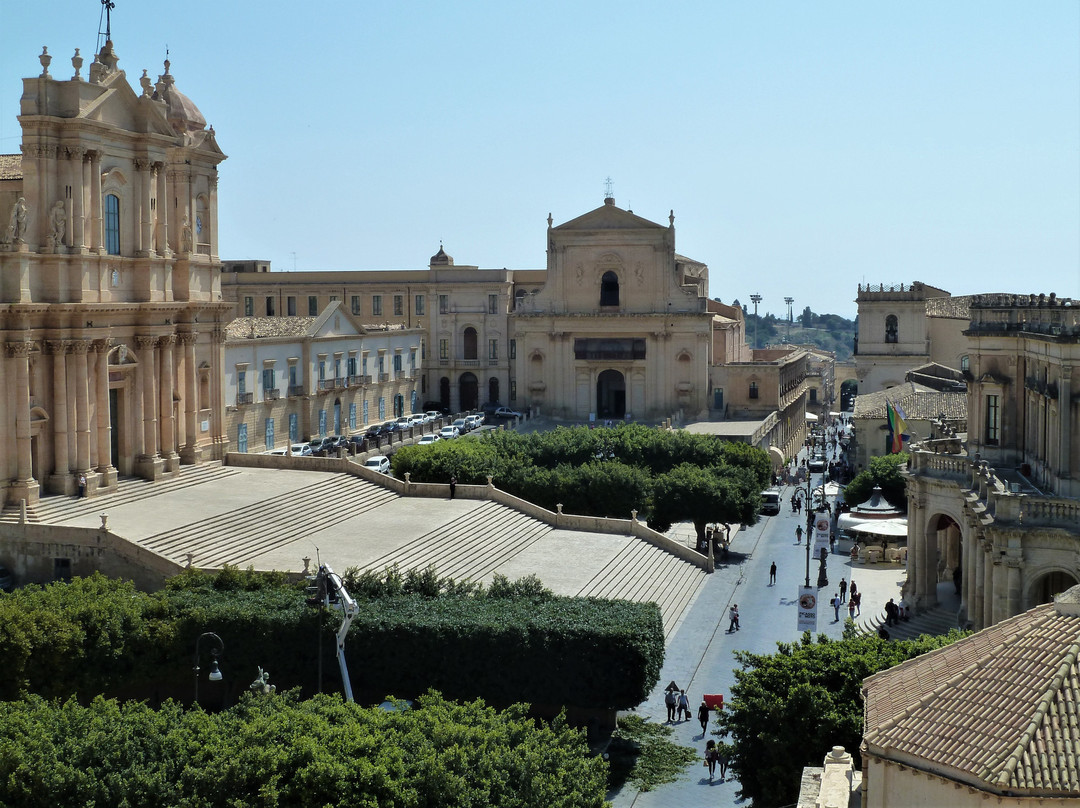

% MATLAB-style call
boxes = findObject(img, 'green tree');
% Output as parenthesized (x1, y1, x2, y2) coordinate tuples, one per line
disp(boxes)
(714, 629, 965, 807)
(648, 463, 761, 545)
(843, 452, 908, 509)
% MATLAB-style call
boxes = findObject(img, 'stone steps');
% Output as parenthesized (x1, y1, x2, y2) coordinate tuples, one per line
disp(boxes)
(579, 539, 707, 638)
(858, 604, 961, 641)
(139, 475, 397, 568)
(358, 500, 551, 581)
(0, 463, 242, 524)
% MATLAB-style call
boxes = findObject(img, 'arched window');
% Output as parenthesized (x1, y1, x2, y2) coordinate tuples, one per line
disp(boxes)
(600, 271, 620, 306)
(195, 195, 210, 251)
(463, 327, 478, 360)
(104, 193, 121, 255)
(884, 315, 898, 344)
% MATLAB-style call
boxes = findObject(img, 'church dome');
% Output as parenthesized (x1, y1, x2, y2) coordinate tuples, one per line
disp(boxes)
(430, 246, 454, 266)
(153, 60, 206, 134)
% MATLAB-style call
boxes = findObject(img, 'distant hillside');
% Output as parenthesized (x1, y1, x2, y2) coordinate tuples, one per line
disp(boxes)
(728, 301, 855, 361)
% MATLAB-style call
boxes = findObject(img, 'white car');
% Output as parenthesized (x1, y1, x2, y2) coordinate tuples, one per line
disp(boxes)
(453, 418, 469, 433)
(363, 455, 391, 474)
(425, 410, 443, 422)
(417, 434, 441, 445)
(289, 443, 313, 456)
(440, 425, 460, 440)
(464, 414, 484, 431)
(408, 414, 426, 427)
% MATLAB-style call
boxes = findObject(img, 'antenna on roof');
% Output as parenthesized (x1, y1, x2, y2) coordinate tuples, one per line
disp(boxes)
(97, 0, 115, 52)
(604, 177, 614, 200)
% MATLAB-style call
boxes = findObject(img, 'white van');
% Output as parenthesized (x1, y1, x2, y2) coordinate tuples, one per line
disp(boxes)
(761, 488, 782, 516)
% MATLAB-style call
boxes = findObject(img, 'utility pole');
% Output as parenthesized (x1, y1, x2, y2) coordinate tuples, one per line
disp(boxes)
(750, 294, 762, 350)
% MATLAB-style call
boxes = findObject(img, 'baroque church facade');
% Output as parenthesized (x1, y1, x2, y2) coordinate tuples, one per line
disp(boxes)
(0, 40, 231, 505)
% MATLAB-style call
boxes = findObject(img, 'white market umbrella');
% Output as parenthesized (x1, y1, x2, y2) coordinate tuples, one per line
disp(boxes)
(847, 519, 908, 538)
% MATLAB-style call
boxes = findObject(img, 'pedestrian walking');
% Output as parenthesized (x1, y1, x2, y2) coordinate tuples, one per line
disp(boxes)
(697, 699, 710, 735)
(449, 475, 457, 499)
(838, 578, 847, 603)
(831, 593, 841, 622)
(717, 743, 730, 781)
(728, 604, 740, 632)
(704, 740, 718, 780)
(852, 591, 861, 616)
(795, 525, 803, 544)
(664, 688, 677, 722)
(849, 580, 858, 601)
(848, 597, 856, 621)
(769, 561, 777, 585)
(677, 690, 690, 722)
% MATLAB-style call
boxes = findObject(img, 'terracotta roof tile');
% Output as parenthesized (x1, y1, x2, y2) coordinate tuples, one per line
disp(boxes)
(225, 316, 317, 340)
(0, 154, 21, 180)
(863, 600, 1080, 796)
(852, 381, 967, 421)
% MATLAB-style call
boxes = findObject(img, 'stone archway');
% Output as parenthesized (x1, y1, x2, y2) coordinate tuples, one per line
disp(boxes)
(596, 369, 626, 418)
(1028, 569, 1080, 610)
(927, 513, 962, 586)
(459, 372, 478, 411)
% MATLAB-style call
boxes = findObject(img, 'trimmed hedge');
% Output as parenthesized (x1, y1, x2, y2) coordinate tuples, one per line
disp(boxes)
(0, 570, 664, 711)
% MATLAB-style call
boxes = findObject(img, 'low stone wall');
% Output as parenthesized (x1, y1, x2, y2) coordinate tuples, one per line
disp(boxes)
(0, 520, 181, 590)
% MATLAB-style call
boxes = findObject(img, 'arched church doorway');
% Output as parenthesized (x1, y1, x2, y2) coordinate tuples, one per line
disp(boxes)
(596, 369, 626, 418)
(460, 372, 478, 411)
(1030, 570, 1080, 608)
(927, 513, 962, 585)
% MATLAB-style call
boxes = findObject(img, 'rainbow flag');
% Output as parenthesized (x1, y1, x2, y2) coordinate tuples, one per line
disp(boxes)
(886, 401, 908, 453)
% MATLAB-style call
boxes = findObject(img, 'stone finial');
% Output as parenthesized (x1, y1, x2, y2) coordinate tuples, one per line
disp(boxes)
(139, 69, 152, 97)
(669, 209, 675, 226)
(302, 556, 311, 574)
(547, 212, 553, 228)
(39, 46, 51, 77)
(631, 509, 638, 522)
(556, 503, 563, 515)
(71, 48, 83, 79)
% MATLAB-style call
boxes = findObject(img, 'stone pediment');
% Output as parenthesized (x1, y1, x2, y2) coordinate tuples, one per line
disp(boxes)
(79, 78, 176, 139)
(309, 300, 365, 339)
(553, 200, 667, 232)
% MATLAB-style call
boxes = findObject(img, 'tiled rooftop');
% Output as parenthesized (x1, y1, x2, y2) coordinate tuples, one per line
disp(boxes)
(0, 154, 22, 181)
(925, 293, 975, 319)
(852, 381, 967, 421)
(863, 593, 1080, 796)
(224, 316, 317, 340)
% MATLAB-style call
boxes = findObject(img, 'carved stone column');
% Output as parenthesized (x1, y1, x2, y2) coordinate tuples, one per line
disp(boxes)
(75, 149, 89, 249)
(178, 331, 200, 463)
(135, 158, 152, 256)
(92, 338, 117, 486)
(7, 342, 38, 503)
(210, 326, 226, 458)
(133, 336, 164, 479)
(72, 340, 92, 473)
(981, 541, 994, 629)
(48, 340, 72, 493)
(88, 150, 103, 252)
(158, 334, 178, 471)
(65, 146, 84, 250)
(154, 161, 169, 256)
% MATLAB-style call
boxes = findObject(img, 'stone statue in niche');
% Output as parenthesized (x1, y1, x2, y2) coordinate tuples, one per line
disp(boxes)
(180, 215, 193, 252)
(3, 197, 29, 244)
(46, 200, 66, 248)
(634, 262, 645, 285)
(575, 263, 585, 286)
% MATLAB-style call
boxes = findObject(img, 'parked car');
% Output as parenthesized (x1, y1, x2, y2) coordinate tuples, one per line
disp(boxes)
(363, 455, 391, 474)
(417, 434, 441, 446)
(266, 448, 288, 456)
(440, 425, 460, 440)
(808, 455, 826, 473)
(290, 443, 313, 456)
(464, 414, 484, 431)
(383, 420, 404, 434)
(492, 407, 522, 419)
(408, 414, 426, 427)
(453, 418, 469, 433)
(425, 410, 443, 422)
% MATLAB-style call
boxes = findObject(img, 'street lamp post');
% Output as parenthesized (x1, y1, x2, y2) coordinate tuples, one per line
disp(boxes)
(193, 631, 224, 705)
(750, 294, 762, 350)
(784, 297, 794, 342)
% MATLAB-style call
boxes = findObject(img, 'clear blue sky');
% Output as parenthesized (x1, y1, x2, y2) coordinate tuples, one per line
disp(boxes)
(4, 1, 1078, 319)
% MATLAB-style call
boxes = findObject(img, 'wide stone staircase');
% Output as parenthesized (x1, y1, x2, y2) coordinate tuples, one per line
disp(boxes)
(0, 463, 244, 524)
(579, 540, 706, 639)
(138, 474, 397, 568)
(857, 602, 962, 641)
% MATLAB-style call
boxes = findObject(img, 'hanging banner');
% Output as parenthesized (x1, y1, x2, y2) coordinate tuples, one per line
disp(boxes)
(797, 586, 818, 633)
(813, 512, 831, 557)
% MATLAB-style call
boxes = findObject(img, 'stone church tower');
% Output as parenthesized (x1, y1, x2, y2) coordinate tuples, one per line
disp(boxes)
(0, 40, 231, 505)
